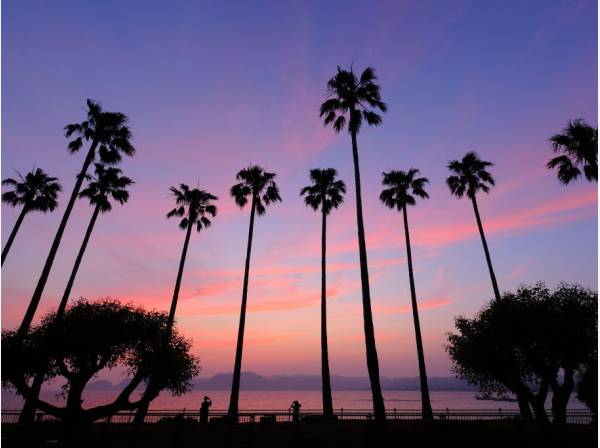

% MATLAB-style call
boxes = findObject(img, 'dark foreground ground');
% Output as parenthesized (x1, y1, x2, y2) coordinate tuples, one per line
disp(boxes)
(1, 420, 597, 448)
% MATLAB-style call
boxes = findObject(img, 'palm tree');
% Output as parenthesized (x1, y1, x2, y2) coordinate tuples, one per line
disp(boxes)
(547, 119, 598, 184)
(17, 99, 135, 339)
(228, 165, 281, 419)
(134, 183, 218, 423)
(300, 168, 346, 417)
(319, 66, 388, 426)
(446, 152, 500, 302)
(58, 164, 134, 314)
(380, 168, 433, 420)
(163, 184, 218, 335)
(1, 168, 61, 265)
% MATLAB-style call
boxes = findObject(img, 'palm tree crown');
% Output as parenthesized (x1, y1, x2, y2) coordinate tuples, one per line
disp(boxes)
(79, 164, 133, 212)
(547, 119, 598, 184)
(300, 168, 346, 215)
(167, 184, 218, 231)
(64, 99, 135, 164)
(380, 169, 429, 209)
(2, 168, 61, 212)
(446, 152, 495, 199)
(230, 165, 281, 215)
(319, 66, 388, 134)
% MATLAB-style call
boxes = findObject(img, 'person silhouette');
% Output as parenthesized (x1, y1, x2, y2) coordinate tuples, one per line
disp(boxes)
(199, 396, 212, 424)
(290, 400, 301, 423)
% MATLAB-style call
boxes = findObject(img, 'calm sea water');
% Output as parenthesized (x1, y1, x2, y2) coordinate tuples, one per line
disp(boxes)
(2, 390, 584, 412)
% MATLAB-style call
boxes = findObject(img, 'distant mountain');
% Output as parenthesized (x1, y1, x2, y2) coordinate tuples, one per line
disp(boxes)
(86, 372, 474, 392)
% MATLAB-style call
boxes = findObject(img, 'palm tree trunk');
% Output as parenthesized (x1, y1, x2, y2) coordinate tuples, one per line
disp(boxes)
(17, 140, 98, 339)
(166, 221, 194, 337)
(134, 220, 194, 423)
(402, 205, 433, 420)
(350, 129, 386, 428)
(58, 204, 101, 315)
(2, 205, 28, 266)
(228, 195, 257, 419)
(321, 208, 334, 416)
(471, 196, 501, 302)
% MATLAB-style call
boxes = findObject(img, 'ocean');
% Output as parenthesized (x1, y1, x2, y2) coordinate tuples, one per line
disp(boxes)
(1, 390, 585, 412)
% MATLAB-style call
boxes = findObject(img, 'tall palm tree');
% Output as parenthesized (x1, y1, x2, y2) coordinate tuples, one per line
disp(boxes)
(58, 164, 134, 314)
(228, 165, 281, 419)
(17, 99, 135, 339)
(1, 168, 61, 265)
(447, 152, 500, 302)
(319, 66, 388, 426)
(300, 168, 346, 417)
(547, 119, 598, 184)
(380, 168, 433, 420)
(134, 183, 218, 423)
(163, 184, 218, 335)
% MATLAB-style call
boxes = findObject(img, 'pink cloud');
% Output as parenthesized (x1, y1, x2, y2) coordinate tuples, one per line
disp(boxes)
(325, 188, 597, 255)
(179, 286, 341, 316)
(374, 296, 453, 314)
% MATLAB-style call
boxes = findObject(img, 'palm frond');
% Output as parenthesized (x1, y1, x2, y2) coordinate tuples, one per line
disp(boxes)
(301, 168, 345, 215)
(320, 65, 387, 135)
(447, 152, 495, 199)
(2, 168, 62, 212)
(333, 115, 346, 133)
(548, 119, 597, 184)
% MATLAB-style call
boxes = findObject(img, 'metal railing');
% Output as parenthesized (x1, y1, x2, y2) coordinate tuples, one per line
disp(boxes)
(1, 409, 594, 425)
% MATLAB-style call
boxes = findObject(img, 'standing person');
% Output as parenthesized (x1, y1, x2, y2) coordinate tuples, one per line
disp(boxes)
(290, 401, 302, 423)
(200, 396, 212, 424)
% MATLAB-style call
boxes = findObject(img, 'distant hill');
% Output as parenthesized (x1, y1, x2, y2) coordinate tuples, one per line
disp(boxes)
(87, 372, 474, 391)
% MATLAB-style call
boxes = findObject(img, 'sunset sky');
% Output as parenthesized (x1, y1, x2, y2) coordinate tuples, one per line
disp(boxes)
(2, 0, 597, 380)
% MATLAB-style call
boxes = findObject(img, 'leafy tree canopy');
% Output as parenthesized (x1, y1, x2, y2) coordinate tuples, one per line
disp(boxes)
(2, 299, 200, 423)
(447, 283, 597, 406)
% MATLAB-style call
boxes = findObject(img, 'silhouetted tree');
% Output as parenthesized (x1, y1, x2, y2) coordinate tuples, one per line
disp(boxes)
(59, 164, 133, 313)
(547, 119, 597, 184)
(1, 168, 61, 265)
(320, 66, 388, 427)
(447, 283, 597, 425)
(228, 166, 281, 419)
(135, 184, 217, 423)
(18, 99, 135, 340)
(380, 168, 433, 420)
(300, 168, 346, 417)
(447, 291, 543, 421)
(446, 152, 500, 302)
(2, 299, 199, 429)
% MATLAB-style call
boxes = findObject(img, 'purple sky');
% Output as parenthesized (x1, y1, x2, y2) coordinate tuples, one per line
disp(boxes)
(2, 0, 597, 379)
